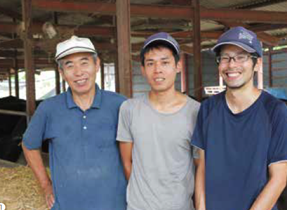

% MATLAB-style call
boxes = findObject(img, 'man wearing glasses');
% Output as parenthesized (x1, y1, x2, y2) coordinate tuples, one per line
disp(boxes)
(191, 26, 287, 210)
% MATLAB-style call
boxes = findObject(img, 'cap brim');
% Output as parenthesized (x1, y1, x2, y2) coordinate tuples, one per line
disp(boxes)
(142, 38, 180, 55)
(212, 41, 256, 54)
(55, 47, 96, 61)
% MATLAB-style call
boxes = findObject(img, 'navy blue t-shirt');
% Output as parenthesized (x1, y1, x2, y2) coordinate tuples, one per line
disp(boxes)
(23, 85, 127, 210)
(191, 91, 287, 210)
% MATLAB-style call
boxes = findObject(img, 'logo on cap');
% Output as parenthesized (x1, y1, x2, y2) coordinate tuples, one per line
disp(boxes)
(239, 30, 253, 44)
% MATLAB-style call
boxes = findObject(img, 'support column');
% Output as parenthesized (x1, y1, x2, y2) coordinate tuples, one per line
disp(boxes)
(101, 62, 105, 90)
(8, 69, 12, 96)
(14, 56, 19, 98)
(22, 0, 36, 122)
(268, 47, 272, 87)
(114, 56, 120, 93)
(62, 79, 66, 92)
(55, 68, 61, 94)
(192, 0, 202, 101)
(116, 0, 132, 97)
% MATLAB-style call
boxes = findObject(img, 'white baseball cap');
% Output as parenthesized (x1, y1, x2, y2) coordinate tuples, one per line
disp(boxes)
(55, 35, 97, 61)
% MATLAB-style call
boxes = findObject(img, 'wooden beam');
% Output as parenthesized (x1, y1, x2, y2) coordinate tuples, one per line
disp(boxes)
(55, 67, 60, 94)
(100, 62, 105, 90)
(268, 47, 273, 87)
(116, 0, 132, 97)
(13, 51, 19, 98)
(0, 22, 115, 37)
(8, 69, 12, 96)
(192, 0, 202, 101)
(22, 0, 36, 121)
(32, 0, 287, 23)
(0, 6, 22, 21)
(220, 22, 281, 46)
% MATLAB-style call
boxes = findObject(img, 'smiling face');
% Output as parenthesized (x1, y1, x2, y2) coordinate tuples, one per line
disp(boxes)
(59, 52, 100, 96)
(218, 45, 260, 90)
(141, 47, 181, 94)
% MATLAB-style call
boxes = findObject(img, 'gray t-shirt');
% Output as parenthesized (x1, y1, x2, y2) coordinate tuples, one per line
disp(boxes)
(117, 94, 200, 210)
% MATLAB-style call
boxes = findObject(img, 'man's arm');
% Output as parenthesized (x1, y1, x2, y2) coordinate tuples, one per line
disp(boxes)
(22, 143, 55, 209)
(119, 142, 133, 180)
(194, 149, 206, 210)
(250, 162, 287, 210)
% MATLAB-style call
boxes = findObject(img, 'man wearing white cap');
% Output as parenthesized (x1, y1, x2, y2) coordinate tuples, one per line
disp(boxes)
(22, 36, 127, 210)
(191, 26, 287, 210)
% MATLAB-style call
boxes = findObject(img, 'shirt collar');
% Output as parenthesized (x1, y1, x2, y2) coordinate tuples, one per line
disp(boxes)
(66, 84, 102, 109)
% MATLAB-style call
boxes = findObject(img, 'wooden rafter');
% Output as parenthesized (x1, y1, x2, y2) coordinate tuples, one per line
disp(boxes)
(31, 0, 287, 24)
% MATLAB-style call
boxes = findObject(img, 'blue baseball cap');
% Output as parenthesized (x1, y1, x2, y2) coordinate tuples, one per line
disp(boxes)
(140, 32, 180, 58)
(212, 26, 262, 57)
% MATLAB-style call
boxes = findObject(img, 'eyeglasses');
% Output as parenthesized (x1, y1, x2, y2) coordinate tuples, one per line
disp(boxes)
(216, 54, 257, 64)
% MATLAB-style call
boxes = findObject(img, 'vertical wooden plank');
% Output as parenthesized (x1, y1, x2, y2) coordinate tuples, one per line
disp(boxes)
(62, 79, 66, 92)
(114, 57, 120, 93)
(55, 67, 61, 94)
(13, 54, 19, 98)
(192, 0, 202, 101)
(8, 69, 12, 96)
(116, 0, 132, 97)
(22, 0, 36, 122)
(101, 62, 105, 90)
(268, 47, 272, 87)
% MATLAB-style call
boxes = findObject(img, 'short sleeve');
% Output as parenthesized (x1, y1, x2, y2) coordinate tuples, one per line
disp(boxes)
(23, 101, 48, 149)
(116, 100, 133, 142)
(192, 146, 200, 159)
(191, 104, 205, 151)
(268, 102, 287, 165)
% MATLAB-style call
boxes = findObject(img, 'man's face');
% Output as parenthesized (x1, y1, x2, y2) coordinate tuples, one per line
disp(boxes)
(141, 47, 181, 93)
(218, 45, 260, 90)
(59, 52, 100, 96)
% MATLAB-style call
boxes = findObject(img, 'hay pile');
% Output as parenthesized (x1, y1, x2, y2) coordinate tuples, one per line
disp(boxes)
(0, 166, 49, 210)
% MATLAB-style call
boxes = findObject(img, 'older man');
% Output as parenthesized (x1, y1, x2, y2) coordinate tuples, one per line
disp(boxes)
(22, 36, 127, 210)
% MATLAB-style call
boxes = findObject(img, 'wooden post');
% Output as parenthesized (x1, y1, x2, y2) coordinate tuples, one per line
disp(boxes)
(101, 62, 105, 90)
(14, 56, 19, 98)
(22, 0, 36, 122)
(192, 0, 202, 101)
(55, 67, 61, 94)
(62, 79, 66, 92)
(268, 47, 272, 87)
(116, 0, 132, 97)
(8, 69, 12, 96)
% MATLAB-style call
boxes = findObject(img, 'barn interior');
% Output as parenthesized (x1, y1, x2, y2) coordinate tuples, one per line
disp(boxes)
(0, 0, 287, 209)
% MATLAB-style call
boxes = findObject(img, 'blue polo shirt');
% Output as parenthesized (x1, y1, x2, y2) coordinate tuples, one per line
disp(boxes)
(23, 84, 127, 210)
(191, 91, 287, 210)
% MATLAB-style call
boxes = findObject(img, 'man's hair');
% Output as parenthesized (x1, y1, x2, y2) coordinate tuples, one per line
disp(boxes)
(215, 47, 259, 69)
(57, 53, 97, 70)
(140, 41, 180, 66)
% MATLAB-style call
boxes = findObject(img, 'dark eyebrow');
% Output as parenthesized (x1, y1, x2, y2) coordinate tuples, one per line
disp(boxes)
(161, 57, 170, 61)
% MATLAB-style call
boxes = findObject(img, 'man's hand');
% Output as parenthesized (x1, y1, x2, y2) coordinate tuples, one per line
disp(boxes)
(43, 183, 55, 209)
